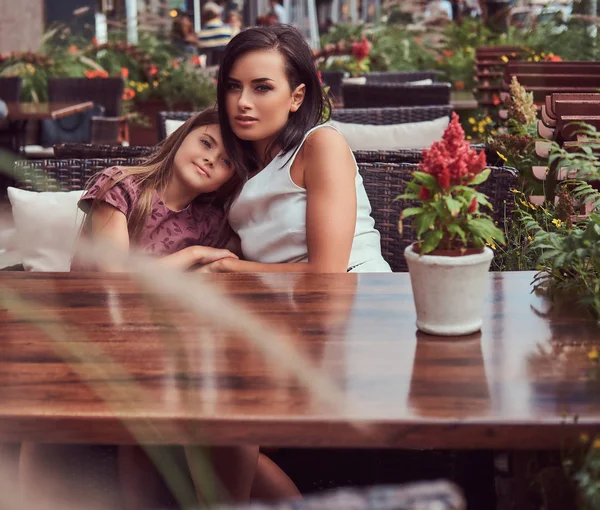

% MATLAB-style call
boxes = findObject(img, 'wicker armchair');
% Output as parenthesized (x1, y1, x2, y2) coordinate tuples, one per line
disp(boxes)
(0, 77, 21, 102)
(332, 106, 452, 125)
(53, 143, 156, 159)
(359, 161, 518, 272)
(12, 157, 142, 192)
(365, 71, 441, 84)
(353, 144, 486, 165)
(342, 83, 452, 108)
(45, 78, 126, 145)
(157, 111, 196, 140)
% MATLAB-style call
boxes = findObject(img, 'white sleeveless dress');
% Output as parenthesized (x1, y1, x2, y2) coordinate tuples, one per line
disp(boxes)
(228, 125, 392, 272)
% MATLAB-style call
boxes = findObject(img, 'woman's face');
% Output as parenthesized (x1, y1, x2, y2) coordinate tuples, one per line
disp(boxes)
(224, 49, 305, 149)
(173, 124, 235, 193)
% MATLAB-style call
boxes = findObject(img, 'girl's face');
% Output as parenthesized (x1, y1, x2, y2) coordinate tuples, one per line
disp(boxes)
(173, 124, 235, 193)
(225, 49, 305, 151)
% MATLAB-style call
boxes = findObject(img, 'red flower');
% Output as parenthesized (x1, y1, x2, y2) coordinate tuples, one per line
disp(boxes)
(149, 65, 158, 76)
(122, 88, 135, 100)
(468, 197, 478, 213)
(454, 81, 464, 91)
(418, 186, 431, 200)
(91, 37, 98, 46)
(172, 59, 180, 69)
(442, 49, 454, 57)
(121, 67, 129, 79)
(419, 113, 487, 190)
(68, 45, 78, 54)
(492, 94, 501, 106)
(351, 37, 371, 62)
(545, 53, 562, 62)
(190, 55, 202, 66)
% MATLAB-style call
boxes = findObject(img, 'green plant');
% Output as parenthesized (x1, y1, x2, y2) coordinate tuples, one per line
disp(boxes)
(399, 113, 505, 254)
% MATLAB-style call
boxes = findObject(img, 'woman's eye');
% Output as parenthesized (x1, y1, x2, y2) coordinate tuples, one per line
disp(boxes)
(201, 139, 211, 148)
(227, 82, 241, 91)
(256, 85, 271, 92)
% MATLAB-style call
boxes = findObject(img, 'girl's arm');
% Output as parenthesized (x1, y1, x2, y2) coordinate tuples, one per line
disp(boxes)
(89, 203, 237, 271)
(199, 128, 356, 274)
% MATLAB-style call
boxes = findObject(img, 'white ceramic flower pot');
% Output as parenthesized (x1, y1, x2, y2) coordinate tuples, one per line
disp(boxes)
(404, 244, 494, 336)
(342, 76, 367, 85)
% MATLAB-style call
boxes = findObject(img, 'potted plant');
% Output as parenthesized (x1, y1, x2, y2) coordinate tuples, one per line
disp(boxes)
(400, 113, 505, 336)
(317, 37, 372, 86)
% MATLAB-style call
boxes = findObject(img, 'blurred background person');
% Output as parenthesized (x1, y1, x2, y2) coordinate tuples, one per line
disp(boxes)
(225, 10, 243, 35)
(171, 11, 200, 56)
(199, 2, 234, 51)
(268, 0, 288, 23)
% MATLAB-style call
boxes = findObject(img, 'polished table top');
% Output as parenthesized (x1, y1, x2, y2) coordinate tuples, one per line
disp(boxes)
(0, 271, 599, 449)
(5, 101, 94, 120)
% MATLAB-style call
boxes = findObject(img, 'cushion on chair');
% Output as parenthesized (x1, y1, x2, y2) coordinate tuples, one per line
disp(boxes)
(7, 187, 85, 271)
(329, 116, 449, 150)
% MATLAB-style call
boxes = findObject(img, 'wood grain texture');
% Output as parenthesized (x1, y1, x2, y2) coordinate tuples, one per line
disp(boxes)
(5, 101, 94, 120)
(0, 271, 599, 449)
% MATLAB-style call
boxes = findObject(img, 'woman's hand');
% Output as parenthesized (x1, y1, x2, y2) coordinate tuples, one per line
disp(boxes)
(162, 245, 238, 271)
(195, 257, 234, 273)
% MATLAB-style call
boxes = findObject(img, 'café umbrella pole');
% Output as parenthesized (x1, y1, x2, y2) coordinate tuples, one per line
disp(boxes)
(125, 0, 138, 45)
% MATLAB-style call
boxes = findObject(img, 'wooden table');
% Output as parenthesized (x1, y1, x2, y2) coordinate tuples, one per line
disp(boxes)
(0, 271, 599, 449)
(5, 101, 94, 121)
(5, 101, 94, 153)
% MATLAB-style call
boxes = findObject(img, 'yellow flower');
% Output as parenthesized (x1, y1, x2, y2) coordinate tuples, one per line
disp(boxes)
(581, 433, 590, 443)
(486, 241, 497, 250)
(529, 203, 536, 210)
(478, 126, 484, 133)
(466, 135, 472, 140)
(594, 438, 600, 449)
(491, 130, 498, 135)
(466, 46, 473, 53)
(534, 55, 540, 62)
(552, 219, 562, 228)
(485, 116, 492, 124)
(589, 348, 599, 361)
(129, 80, 135, 86)
(519, 199, 529, 208)
(496, 151, 508, 162)
(472, 126, 477, 132)
(501, 55, 509, 63)
(527, 235, 533, 241)
(152, 80, 159, 87)
(510, 189, 519, 194)
(468, 117, 476, 125)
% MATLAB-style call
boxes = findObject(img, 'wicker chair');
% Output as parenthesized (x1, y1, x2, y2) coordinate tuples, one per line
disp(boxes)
(364, 71, 441, 84)
(359, 161, 518, 272)
(12, 157, 141, 192)
(53, 143, 156, 159)
(342, 83, 452, 109)
(0, 77, 21, 102)
(45, 78, 125, 145)
(353, 144, 486, 165)
(157, 111, 196, 141)
(332, 106, 452, 125)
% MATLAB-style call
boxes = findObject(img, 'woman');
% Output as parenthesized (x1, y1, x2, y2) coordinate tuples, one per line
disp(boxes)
(202, 24, 391, 274)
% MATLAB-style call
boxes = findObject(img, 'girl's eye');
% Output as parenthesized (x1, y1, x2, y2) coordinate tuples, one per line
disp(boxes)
(222, 159, 232, 168)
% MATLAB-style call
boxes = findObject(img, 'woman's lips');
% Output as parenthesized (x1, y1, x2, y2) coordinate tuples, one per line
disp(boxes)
(234, 116, 258, 127)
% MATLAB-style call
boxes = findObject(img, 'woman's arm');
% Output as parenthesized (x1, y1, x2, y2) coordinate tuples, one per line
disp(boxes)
(199, 128, 357, 274)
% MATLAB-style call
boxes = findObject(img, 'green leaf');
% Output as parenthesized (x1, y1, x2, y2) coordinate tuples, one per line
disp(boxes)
(415, 211, 437, 237)
(444, 196, 462, 217)
(400, 207, 423, 220)
(469, 168, 491, 186)
(412, 171, 437, 189)
(447, 224, 466, 243)
(421, 229, 444, 254)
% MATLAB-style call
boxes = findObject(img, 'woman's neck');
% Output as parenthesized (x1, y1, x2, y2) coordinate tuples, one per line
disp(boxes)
(254, 137, 280, 168)
(162, 177, 199, 212)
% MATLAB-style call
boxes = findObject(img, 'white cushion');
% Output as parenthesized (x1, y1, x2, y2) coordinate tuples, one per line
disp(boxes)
(405, 79, 433, 85)
(165, 119, 185, 138)
(7, 188, 86, 271)
(329, 116, 449, 150)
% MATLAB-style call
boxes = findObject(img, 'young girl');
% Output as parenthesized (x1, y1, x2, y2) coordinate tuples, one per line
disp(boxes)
(20, 108, 299, 509)
(200, 25, 391, 274)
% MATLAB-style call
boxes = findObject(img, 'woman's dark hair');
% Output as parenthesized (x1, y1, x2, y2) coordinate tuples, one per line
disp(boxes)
(217, 24, 331, 175)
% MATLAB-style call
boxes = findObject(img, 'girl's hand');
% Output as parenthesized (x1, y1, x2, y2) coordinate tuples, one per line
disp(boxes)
(195, 257, 234, 273)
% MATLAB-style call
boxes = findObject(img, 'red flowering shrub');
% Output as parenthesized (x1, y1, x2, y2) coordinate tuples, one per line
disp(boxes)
(398, 113, 505, 254)
(351, 37, 371, 62)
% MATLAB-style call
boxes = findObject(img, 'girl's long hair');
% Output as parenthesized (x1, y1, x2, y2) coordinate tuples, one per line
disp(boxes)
(217, 25, 332, 175)
(86, 107, 243, 248)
